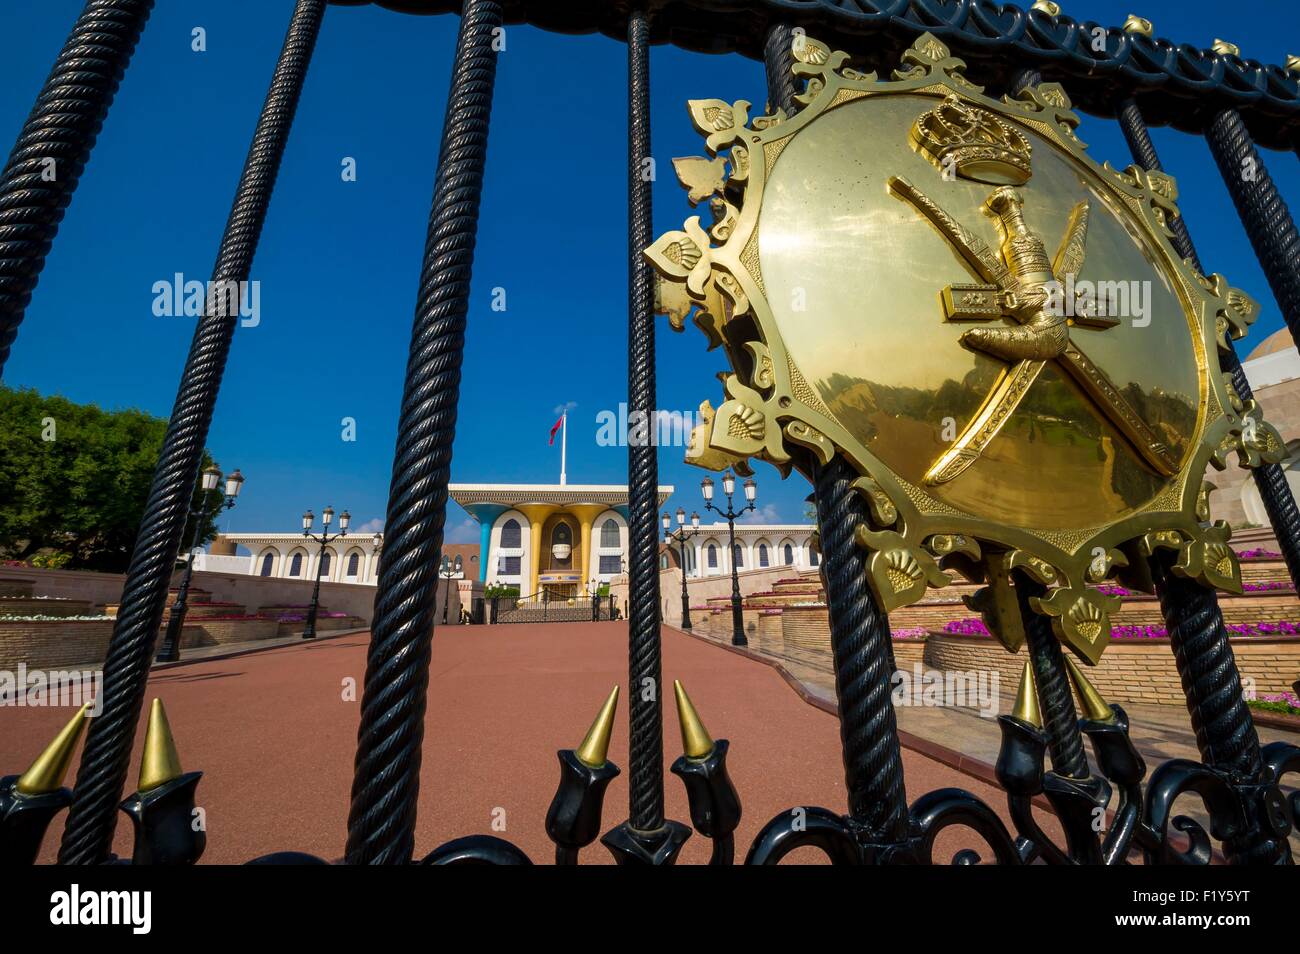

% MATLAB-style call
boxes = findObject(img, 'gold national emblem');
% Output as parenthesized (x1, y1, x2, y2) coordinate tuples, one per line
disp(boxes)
(646, 33, 1286, 664)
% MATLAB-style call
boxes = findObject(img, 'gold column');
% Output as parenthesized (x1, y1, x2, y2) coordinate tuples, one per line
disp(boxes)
(516, 503, 556, 598)
(568, 504, 607, 589)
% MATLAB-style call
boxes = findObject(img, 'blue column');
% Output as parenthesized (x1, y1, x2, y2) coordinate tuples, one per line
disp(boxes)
(464, 503, 508, 582)
(478, 519, 492, 582)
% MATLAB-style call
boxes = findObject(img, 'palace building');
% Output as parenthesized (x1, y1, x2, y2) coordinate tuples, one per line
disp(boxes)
(205, 481, 823, 596)
(448, 482, 672, 599)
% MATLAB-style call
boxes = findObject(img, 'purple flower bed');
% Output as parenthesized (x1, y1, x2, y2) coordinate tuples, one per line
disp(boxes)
(271, 612, 351, 622)
(1243, 580, 1295, 592)
(942, 618, 1300, 639)
(1237, 548, 1281, 560)
(891, 627, 927, 640)
(1249, 691, 1300, 716)
(1096, 584, 1131, 596)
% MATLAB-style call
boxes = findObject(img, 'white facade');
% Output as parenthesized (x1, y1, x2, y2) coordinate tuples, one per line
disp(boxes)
(206, 532, 385, 585)
(670, 523, 819, 578)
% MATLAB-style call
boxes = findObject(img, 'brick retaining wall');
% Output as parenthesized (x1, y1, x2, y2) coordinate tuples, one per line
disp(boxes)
(922, 632, 1300, 705)
(0, 620, 115, 669)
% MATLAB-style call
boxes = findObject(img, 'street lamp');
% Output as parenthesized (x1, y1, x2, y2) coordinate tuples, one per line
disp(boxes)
(370, 532, 383, 583)
(701, 471, 756, 646)
(663, 507, 701, 631)
(302, 505, 348, 639)
(156, 465, 244, 662)
(439, 554, 457, 624)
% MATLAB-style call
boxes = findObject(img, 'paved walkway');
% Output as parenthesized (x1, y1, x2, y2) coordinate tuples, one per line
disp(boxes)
(1, 623, 1025, 865)
(706, 629, 1300, 772)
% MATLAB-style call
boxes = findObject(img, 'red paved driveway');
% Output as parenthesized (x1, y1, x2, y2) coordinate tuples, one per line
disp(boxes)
(3, 622, 1023, 864)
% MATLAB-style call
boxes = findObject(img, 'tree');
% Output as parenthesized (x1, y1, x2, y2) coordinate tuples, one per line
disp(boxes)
(0, 386, 220, 572)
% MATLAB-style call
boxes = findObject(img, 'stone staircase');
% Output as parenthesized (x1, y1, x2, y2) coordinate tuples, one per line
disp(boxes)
(686, 549, 1300, 654)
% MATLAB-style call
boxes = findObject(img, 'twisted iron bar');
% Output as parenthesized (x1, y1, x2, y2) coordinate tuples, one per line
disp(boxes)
(0, 0, 154, 377)
(1114, 99, 1300, 593)
(57, 0, 326, 865)
(1206, 109, 1300, 345)
(1149, 554, 1288, 864)
(625, 6, 666, 834)
(813, 456, 907, 838)
(1117, 99, 1291, 864)
(344, 0, 502, 865)
(761, 23, 798, 118)
(1015, 575, 1088, 778)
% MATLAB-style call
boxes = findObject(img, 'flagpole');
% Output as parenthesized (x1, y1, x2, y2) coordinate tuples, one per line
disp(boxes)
(560, 410, 567, 485)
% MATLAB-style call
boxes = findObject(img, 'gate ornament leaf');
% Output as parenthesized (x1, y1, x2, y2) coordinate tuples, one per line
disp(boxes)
(645, 31, 1286, 664)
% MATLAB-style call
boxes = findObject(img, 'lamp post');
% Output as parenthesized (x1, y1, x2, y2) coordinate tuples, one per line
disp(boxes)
(439, 554, 456, 624)
(663, 508, 700, 630)
(302, 506, 348, 639)
(702, 472, 756, 646)
(370, 532, 383, 583)
(155, 466, 244, 663)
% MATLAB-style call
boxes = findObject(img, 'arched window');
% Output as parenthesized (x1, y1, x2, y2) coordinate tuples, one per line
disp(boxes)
(347, 552, 360, 576)
(733, 544, 743, 568)
(601, 518, 620, 548)
(500, 519, 521, 548)
(551, 523, 573, 568)
(810, 548, 820, 567)
(707, 544, 718, 568)
(783, 543, 794, 565)
(758, 543, 769, 567)
(259, 553, 274, 577)
(289, 552, 303, 576)
(320, 551, 331, 577)
(454, 554, 463, 573)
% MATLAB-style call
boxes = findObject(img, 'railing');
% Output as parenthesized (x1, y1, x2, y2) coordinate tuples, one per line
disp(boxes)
(0, 0, 1298, 867)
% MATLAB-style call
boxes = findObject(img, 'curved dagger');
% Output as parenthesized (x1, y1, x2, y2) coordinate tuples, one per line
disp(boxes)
(888, 176, 1178, 484)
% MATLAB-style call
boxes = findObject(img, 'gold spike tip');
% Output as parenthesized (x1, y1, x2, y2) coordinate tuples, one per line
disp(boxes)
(138, 698, 184, 792)
(1286, 55, 1300, 75)
(575, 685, 619, 768)
(15, 703, 92, 795)
(1063, 655, 1115, 723)
(1123, 15, 1153, 37)
(1030, 0, 1061, 15)
(673, 680, 715, 759)
(1011, 663, 1042, 729)
(1211, 39, 1240, 58)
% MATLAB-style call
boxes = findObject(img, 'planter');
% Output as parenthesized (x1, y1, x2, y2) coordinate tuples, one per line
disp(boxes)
(0, 618, 116, 669)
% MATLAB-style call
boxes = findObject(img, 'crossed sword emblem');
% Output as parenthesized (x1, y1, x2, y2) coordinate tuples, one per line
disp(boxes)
(886, 176, 1179, 485)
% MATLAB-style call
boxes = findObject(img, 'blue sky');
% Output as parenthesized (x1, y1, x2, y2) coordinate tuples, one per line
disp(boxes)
(3, 0, 1299, 546)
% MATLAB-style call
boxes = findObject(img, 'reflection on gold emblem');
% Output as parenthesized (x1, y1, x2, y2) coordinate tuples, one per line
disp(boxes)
(645, 33, 1284, 664)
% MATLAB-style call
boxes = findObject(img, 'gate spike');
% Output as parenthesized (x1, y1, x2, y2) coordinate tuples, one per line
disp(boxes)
(138, 699, 183, 792)
(673, 680, 715, 759)
(1011, 662, 1042, 729)
(575, 685, 619, 768)
(1063, 655, 1114, 723)
(16, 703, 92, 795)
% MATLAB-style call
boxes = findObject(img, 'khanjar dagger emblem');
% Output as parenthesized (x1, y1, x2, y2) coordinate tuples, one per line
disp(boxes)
(645, 33, 1286, 664)
(888, 96, 1177, 485)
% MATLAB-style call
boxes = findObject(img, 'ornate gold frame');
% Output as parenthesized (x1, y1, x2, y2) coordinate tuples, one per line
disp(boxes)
(646, 33, 1286, 664)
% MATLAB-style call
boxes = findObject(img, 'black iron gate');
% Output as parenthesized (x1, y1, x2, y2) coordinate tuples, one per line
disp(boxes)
(1, 0, 1298, 867)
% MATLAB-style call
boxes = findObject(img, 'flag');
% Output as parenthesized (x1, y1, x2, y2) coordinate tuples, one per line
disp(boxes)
(549, 416, 564, 445)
